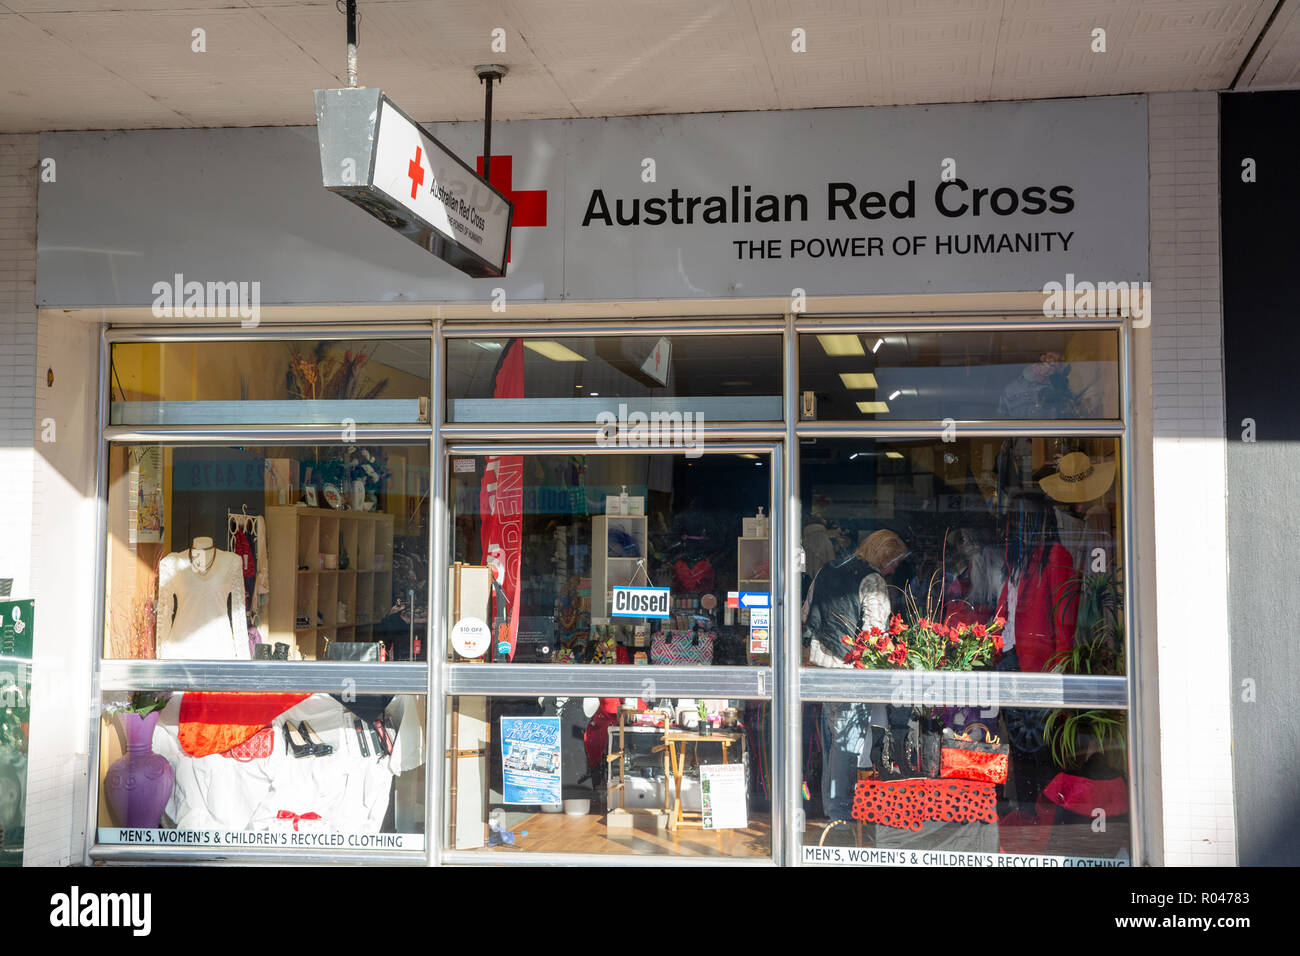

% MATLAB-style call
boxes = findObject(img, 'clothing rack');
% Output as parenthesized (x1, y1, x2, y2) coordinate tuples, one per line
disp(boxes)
(228, 506, 269, 628)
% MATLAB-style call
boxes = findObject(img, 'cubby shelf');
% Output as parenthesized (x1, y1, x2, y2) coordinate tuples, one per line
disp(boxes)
(267, 505, 394, 660)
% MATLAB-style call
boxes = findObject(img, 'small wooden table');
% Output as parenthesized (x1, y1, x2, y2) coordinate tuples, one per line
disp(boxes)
(661, 729, 743, 831)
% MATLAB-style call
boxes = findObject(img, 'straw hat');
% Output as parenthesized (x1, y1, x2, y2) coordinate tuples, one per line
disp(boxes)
(1038, 452, 1116, 503)
(856, 529, 909, 571)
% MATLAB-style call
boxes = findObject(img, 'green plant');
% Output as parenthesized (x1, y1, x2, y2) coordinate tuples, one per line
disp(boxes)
(1044, 570, 1127, 771)
(1044, 708, 1126, 772)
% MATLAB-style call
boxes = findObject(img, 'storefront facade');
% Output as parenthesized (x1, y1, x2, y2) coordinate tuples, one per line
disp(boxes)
(6, 90, 1238, 866)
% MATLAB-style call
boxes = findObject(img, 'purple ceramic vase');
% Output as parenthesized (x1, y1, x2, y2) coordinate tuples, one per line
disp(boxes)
(103, 711, 174, 829)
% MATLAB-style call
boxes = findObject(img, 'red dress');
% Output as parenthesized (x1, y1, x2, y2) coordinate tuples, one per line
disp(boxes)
(996, 544, 1077, 672)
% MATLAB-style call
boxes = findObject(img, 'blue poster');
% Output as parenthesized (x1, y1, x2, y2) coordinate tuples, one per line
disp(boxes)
(500, 716, 562, 806)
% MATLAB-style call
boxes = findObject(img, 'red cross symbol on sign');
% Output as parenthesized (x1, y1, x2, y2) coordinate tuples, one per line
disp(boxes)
(476, 154, 547, 262)
(407, 146, 425, 200)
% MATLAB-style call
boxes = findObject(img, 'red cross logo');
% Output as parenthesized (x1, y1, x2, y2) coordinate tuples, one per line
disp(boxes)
(476, 154, 547, 262)
(407, 146, 425, 199)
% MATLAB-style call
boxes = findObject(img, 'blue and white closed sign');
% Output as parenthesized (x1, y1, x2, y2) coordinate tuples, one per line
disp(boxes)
(611, 586, 670, 618)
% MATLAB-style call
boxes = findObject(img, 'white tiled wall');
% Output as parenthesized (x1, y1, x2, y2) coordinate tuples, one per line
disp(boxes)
(2, 135, 98, 866)
(1147, 91, 1236, 865)
(0, 136, 37, 597)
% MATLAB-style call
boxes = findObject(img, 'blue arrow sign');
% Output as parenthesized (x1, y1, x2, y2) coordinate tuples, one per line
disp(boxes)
(739, 592, 769, 608)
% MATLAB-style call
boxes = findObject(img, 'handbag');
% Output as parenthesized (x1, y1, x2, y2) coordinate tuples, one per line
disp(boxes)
(940, 722, 1010, 784)
(651, 625, 714, 665)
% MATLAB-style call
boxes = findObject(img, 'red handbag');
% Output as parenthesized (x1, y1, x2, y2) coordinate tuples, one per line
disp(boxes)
(939, 722, 1009, 784)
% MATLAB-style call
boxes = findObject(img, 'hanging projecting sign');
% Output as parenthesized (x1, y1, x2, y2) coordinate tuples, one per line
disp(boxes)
(314, 87, 513, 278)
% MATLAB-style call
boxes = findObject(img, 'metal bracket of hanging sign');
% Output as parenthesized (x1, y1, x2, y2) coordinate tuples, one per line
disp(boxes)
(314, 87, 514, 278)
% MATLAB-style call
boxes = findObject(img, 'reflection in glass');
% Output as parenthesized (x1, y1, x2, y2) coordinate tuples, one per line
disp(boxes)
(446, 695, 770, 858)
(800, 328, 1120, 421)
(105, 444, 429, 661)
(446, 335, 782, 422)
(110, 339, 431, 425)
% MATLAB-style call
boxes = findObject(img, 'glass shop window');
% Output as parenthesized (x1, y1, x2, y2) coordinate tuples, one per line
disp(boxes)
(448, 452, 773, 665)
(445, 334, 783, 422)
(96, 691, 426, 850)
(103, 443, 430, 661)
(799, 328, 1120, 421)
(798, 435, 1128, 865)
(799, 436, 1125, 677)
(802, 702, 1130, 865)
(445, 695, 771, 859)
(109, 339, 431, 425)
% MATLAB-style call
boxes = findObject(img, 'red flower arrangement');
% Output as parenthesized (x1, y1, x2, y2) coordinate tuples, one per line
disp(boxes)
(839, 613, 1004, 671)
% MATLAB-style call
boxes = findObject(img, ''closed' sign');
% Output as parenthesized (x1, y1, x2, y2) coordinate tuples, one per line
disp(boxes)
(611, 587, 670, 618)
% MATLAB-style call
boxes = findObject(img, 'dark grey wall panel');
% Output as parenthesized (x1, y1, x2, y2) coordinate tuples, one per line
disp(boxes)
(1221, 90, 1300, 867)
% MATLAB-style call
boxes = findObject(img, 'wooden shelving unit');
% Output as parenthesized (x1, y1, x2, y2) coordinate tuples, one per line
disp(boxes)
(590, 513, 648, 620)
(266, 505, 395, 659)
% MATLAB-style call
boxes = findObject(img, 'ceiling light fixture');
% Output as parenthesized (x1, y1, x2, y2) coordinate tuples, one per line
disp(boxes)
(888, 390, 902, 401)
(816, 334, 865, 357)
(839, 373, 878, 389)
(525, 340, 588, 362)
(856, 401, 890, 414)
(872, 338, 885, 354)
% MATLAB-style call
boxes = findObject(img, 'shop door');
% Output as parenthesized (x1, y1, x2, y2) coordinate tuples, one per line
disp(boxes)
(437, 442, 786, 864)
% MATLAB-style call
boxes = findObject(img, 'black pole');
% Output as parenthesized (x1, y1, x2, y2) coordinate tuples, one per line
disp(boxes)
(346, 0, 358, 88)
(483, 75, 493, 181)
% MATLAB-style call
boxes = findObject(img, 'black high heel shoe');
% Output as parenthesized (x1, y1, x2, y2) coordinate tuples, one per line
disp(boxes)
(283, 721, 315, 758)
(298, 720, 333, 757)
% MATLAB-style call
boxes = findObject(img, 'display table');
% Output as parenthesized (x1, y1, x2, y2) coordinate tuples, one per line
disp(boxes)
(849, 775, 999, 850)
(661, 730, 742, 831)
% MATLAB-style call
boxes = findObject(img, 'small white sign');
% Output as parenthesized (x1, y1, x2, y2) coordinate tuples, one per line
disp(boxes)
(610, 586, 670, 618)
(749, 606, 770, 654)
(450, 617, 492, 658)
(700, 763, 748, 830)
(453, 458, 476, 473)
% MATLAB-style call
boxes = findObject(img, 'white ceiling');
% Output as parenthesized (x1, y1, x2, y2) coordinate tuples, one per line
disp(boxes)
(1, 0, 1296, 133)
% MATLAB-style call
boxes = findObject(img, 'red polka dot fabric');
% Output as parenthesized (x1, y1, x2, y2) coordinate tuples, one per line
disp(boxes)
(851, 778, 998, 830)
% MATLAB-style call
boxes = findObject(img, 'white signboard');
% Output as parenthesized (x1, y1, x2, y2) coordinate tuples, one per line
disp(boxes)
(610, 586, 670, 618)
(700, 763, 748, 830)
(98, 828, 424, 851)
(801, 845, 1129, 867)
(40, 96, 1148, 307)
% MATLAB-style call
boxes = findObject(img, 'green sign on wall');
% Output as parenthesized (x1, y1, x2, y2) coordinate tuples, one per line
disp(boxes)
(0, 598, 33, 865)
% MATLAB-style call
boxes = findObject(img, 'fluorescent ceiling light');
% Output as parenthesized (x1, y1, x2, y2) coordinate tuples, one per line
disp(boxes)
(736, 453, 760, 460)
(524, 340, 587, 362)
(472, 340, 504, 351)
(839, 373, 878, 390)
(816, 334, 865, 357)
(885, 451, 904, 459)
(856, 401, 890, 414)
(888, 390, 902, 401)
(872, 338, 885, 354)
